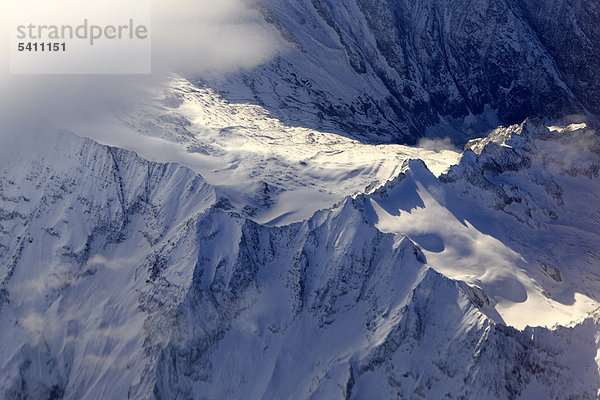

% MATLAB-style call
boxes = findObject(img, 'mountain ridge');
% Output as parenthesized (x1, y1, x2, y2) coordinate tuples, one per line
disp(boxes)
(1, 123, 599, 398)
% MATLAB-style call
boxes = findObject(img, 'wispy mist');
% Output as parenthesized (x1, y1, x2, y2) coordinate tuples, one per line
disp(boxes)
(0, 0, 281, 140)
(416, 137, 460, 153)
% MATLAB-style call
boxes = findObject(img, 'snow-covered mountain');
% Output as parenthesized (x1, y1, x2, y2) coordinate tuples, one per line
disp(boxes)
(2, 0, 600, 398)
(1, 118, 599, 398)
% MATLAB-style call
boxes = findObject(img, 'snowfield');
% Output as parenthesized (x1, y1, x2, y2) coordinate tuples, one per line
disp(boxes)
(76, 76, 462, 226)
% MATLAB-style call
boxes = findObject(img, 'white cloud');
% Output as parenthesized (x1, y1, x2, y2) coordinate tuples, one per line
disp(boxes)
(417, 137, 460, 152)
(151, 0, 280, 74)
(0, 0, 281, 138)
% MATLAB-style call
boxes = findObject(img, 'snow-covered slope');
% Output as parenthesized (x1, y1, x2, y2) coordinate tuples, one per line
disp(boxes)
(1, 120, 599, 399)
(365, 119, 600, 328)
(76, 76, 461, 226)
(0, 132, 216, 398)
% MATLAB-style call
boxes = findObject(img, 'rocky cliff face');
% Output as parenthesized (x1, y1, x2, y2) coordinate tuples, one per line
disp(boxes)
(518, 0, 600, 116)
(206, 0, 600, 143)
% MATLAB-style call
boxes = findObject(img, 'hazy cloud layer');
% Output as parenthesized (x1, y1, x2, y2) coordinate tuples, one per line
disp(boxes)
(0, 0, 281, 139)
